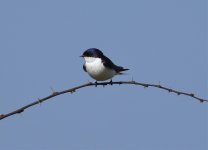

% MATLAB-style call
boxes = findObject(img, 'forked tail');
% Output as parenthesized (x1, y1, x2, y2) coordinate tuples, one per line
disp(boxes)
(116, 66, 129, 74)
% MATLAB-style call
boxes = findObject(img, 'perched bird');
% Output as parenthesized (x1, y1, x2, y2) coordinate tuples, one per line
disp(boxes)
(80, 48, 129, 82)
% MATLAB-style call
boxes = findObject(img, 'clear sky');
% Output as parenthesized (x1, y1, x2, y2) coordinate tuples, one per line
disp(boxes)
(0, 0, 207, 150)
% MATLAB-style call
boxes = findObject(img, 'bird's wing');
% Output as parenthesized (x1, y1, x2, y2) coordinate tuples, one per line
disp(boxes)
(83, 64, 87, 72)
(102, 55, 116, 69)
(102, 55, 129, 73)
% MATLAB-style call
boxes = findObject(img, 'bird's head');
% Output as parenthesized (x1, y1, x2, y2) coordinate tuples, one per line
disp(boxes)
(80, 48, 104, 58)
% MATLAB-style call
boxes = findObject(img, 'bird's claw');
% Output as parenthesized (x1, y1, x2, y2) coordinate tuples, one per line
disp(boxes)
(110, 79, 113, 85)
(95, 81, 98, 87)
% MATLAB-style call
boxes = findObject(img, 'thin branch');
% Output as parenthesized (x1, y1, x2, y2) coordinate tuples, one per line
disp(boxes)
(0, 80, 207, 120)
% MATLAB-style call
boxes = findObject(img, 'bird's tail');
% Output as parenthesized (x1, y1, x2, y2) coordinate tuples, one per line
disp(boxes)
(120, 68, 129, 72)
(116, 66, 129, 74)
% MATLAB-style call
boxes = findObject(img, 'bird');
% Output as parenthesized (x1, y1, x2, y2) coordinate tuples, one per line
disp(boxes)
(80, 48, 129, 82)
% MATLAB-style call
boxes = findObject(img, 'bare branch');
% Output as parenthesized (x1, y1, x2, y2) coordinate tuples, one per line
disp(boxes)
(0, 80, 207, 120)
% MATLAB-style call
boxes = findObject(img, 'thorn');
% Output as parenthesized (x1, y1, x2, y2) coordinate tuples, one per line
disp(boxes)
(158, 81, 163, 88)
(168, 89, 173, 92)
(87, 81, 93, 85)
(158, 85, 162, 88)
(17, 109, 24, 114)
(199, 100, 204, 103)
(87, 79, 92, 84)
(53, 92, 59, 95)
(50, 87, 58, 95)
(38, 98, 42, 105)
(131, 79, 136, 84)
(50, 86, 55, 93)
(131, 76, 134, 82)
(190, 93, 195, 97)
(144, 84, 148, 88)
(71, 89, 76, 94)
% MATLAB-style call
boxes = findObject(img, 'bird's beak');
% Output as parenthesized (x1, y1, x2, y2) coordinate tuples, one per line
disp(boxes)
(80, 55, 84, 57)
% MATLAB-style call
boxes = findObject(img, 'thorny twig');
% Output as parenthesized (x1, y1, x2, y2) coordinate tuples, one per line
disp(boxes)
(0, 80, 207, 120)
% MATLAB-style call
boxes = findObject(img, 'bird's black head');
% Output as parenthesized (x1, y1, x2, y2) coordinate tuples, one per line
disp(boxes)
(81, 48, 104, 58)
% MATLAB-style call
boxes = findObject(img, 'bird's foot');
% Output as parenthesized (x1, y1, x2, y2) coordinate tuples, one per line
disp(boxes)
(95, 81, 98, 87)
(110, 79, 113, 85)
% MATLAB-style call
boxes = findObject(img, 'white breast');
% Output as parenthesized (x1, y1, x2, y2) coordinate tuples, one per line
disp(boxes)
(84, 57, 116, 81)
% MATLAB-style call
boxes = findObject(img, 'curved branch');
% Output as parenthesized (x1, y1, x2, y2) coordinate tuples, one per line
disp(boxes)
(0, 80, 207, 120)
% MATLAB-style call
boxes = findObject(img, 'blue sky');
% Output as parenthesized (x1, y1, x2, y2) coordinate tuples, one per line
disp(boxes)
(0, 0, 207, 150)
